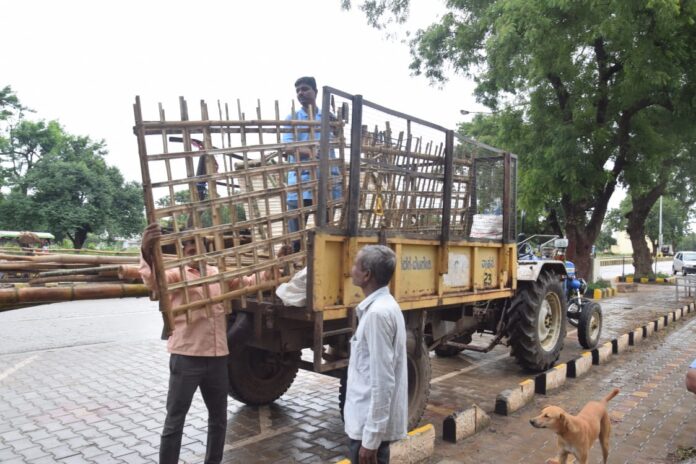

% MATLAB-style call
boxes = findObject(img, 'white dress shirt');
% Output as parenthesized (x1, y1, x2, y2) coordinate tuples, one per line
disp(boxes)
(344, 286, 408, 450)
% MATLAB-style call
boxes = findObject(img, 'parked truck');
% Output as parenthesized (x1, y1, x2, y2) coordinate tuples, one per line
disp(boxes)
(133, 86, 593, 429)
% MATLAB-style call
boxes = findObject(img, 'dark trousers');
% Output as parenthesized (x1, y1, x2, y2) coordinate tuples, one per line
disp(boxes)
(348, 439, 390, 464)
(160, 354, 228, 464)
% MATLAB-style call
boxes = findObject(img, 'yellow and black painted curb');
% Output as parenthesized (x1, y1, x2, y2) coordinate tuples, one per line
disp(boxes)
(496, 301, 695, 418)
(334, 423, 435, 464)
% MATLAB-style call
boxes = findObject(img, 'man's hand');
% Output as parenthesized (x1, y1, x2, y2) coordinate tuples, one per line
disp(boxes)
(141, 223, 161, 266)
(358, 445, 378, 464)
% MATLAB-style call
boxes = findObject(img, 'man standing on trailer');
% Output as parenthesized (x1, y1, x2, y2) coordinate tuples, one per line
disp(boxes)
(282, 76, 342, 250)
(345, 245, 408, 464)
(139, 223, 228, 464)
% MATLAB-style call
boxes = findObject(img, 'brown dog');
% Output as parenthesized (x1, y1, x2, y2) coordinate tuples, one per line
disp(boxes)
(529, 388, 620, 464)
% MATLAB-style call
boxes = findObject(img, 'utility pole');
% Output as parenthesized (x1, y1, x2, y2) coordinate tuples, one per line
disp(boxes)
(658, 196, 663, 255)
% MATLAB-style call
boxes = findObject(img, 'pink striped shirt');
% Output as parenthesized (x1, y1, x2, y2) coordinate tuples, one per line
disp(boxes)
(139, 257, 228, 357)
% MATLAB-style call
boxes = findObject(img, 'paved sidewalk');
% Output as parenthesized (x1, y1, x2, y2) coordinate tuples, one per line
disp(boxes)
(434, 309, 696, 464)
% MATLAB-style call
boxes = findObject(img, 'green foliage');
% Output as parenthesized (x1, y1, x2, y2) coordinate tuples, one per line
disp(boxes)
(605, 195, 693, 249)
(679, 232, 696, 251)
(0, 86, 145, 248)
(347, 0, 696, 276)
(587, 279, 611, 292)
(595, 225, 617, 252)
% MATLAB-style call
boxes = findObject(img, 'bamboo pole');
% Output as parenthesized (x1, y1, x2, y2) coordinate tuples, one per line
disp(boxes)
(0, 253, 138, 264)
(0, 284, 149, 305)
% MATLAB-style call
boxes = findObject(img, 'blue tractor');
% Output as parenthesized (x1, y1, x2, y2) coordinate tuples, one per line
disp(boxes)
(518, 235, 603, 349)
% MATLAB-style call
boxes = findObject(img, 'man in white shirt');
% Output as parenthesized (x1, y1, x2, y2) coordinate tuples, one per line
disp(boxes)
(344, 245, 408, 464)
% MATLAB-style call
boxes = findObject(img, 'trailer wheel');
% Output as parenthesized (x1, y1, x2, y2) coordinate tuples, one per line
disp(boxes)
(227, 346, 300, 405)
(577, 302, 602, 349)
(510, 272, 567, 372)
(338, 339, 430, 431)
(406, 339, 431, 431)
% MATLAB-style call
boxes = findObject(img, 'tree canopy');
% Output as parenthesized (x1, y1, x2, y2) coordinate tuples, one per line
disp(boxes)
(345, 0, 696, 277)
(0, 87, 144, 248)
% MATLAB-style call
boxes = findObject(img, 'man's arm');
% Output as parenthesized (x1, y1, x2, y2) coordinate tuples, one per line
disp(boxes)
(361, 310, 398, 451)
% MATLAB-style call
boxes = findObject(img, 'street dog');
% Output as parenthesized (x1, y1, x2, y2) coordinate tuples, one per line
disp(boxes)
(529, 388, 620, 464)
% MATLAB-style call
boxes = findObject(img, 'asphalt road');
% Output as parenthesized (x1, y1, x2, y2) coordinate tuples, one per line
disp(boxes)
(0, 297, 161, 355)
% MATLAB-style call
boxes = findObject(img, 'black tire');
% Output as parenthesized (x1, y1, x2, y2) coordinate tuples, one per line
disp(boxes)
(338, 368, 347, 422)
(406, 339, 431, 431)
(338, 340, 431, 431)
(577, 302, 602, 349)
(673, 267, 677, 276)
(227, 345, 300, 405)
(509, 272, 567, 372)
(434, 334, 472, 357)
(567, 299, 581, 328)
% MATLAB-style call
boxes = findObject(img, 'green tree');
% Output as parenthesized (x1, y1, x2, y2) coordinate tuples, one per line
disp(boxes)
(25, 135, 144, 248)
(605, 195, 693, 273)
(345, 0, 696, 277)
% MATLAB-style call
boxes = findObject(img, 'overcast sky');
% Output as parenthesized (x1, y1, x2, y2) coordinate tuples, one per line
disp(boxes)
(4, 0, 486, 183)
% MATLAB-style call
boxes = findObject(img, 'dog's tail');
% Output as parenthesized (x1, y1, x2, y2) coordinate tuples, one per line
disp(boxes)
(602, 388, 620, 403)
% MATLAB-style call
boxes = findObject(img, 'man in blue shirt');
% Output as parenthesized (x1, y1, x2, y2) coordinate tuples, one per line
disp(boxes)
(345, 245, 408, 463)
(282, 76, 342, 251)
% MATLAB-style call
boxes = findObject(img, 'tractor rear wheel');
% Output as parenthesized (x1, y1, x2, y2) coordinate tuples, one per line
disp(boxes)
(510, 272, 567, 372)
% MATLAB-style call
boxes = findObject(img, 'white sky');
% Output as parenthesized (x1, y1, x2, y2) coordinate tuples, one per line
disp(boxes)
(4, 0, 485, 182)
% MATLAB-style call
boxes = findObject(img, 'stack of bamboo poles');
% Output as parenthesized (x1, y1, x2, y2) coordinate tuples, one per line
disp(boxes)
(0, 250, 149, 311)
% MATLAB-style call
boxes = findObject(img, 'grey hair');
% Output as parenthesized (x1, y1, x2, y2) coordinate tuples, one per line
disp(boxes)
(356, 245, 396, 287)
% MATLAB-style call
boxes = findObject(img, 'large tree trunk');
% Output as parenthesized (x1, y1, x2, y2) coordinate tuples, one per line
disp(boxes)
(626, 185, 665, 278)
(564, 220, 597, 280)
(626, 218, 654, 278)
(562, 194, 609, 281)
(69, 227, 90, 249)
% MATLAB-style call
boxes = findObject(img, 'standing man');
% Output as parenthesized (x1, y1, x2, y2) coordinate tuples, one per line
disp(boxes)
(282, 76, 342, 249)
(345, 245, 408, 464)
(139, 223, 228, 464)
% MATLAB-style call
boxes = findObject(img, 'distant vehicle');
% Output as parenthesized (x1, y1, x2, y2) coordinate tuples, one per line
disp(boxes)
(673, 251, 696, 275)
(660, 245, 673, 256)
(0, 230, 55, 247)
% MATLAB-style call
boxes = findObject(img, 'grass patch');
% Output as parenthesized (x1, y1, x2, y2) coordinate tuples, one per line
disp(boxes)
(587, 278, 612, 292)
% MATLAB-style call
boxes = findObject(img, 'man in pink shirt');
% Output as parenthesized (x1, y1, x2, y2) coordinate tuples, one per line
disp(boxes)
(140, 223, 229, 464)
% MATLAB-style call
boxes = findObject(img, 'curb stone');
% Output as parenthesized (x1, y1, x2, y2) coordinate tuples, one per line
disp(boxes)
(335, 424, 435, 464)
(567, 352, 593, 378)
(535, 363, 567, 395)
(442, 404, 490, 443)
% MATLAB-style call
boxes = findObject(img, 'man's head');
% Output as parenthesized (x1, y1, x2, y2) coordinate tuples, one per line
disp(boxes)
(294, 76, 317, 110)
(351, 245, 396, 290)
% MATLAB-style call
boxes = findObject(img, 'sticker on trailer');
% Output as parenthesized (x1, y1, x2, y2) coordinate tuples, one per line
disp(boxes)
(443, 253, 470, 287)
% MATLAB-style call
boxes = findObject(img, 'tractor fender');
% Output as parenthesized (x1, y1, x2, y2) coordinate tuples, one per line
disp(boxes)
(517, 260, 567, 282)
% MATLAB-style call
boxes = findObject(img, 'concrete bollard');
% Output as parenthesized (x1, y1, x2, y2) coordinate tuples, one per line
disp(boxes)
(592, 342, 612, 365)
(442, 404, 490, 443)
(567, 352, 593, 378)
(630, 327, 643, 345)
(674, 310, 681, 321)
(389, 424, 435, 464)
(612, 333, 630, 354)
(495, 379, 535, 416)
(535, 363, 567, 395)
(655, 317, 665, 331)
(593, 288, 602, 299)
(644, 322, 654, 338)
